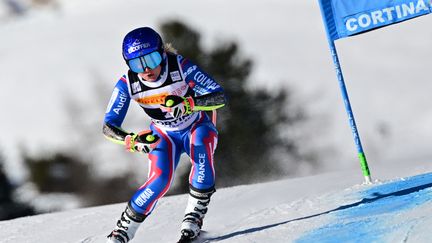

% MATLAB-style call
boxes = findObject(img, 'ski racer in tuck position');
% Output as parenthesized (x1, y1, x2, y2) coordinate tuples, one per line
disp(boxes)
(103, 27, 227, 243)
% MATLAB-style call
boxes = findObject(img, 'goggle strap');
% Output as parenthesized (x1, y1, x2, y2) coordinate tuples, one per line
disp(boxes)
(139, 57, 146, 70)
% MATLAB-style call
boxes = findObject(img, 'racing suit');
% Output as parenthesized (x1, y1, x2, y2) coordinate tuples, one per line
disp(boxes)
(103, 52, 226, 216)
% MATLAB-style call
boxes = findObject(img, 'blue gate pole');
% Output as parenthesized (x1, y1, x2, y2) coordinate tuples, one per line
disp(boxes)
(328, 40, 372, 184)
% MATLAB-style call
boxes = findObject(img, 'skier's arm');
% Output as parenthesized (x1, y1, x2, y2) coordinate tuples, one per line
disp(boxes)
(103, 76, 132, 144)
(103, 123, 130, 145)
(103, 76, 160, 153)
(179, 56, 227, 111)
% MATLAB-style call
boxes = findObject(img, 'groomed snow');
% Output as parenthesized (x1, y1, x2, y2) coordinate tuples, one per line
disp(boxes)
(0, 161, 431, 242)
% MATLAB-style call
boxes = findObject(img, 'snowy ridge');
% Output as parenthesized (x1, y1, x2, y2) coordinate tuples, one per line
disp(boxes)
(0, 165, 431, 243)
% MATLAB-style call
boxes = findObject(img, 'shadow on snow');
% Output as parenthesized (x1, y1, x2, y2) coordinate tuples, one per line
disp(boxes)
(204, 177, 432, 242)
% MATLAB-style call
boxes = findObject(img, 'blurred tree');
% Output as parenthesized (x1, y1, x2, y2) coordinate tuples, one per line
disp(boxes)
(22, 151, 137, 207)
(160, 20, 309, 189)
(0, 148, 34, 220)
(0, 158, 12, 203)
(24, 153, 91, 193)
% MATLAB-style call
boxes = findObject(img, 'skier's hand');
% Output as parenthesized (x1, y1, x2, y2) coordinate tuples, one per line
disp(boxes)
(125, 130, 160, 153)
(160, 95, 195, 118)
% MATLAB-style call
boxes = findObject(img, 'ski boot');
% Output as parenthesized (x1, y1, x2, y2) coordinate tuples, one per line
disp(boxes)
(107, 204, 146, 243)
(178, 187, 215, 242)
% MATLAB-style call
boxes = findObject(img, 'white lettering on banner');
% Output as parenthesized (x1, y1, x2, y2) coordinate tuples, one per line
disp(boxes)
(113, 92, 128, 115)
(135, 188, 155, 207)
(198, 153, 206, 183)
(345, 0, 430, 32)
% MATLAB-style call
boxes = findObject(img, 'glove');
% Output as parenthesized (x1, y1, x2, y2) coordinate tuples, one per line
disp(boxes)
(125, 130, 160, 153)
(160, 95, 195, 118)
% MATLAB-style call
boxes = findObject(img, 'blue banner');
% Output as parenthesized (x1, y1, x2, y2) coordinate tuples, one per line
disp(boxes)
(319, 0, 432, 41)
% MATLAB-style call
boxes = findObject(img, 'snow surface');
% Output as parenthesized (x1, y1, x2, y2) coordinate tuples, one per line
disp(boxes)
(0, 161, 431, 242)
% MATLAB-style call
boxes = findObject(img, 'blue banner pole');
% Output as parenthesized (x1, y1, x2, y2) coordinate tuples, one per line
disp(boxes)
(328, 40, 372, 184)
(318, 0, 432, 184)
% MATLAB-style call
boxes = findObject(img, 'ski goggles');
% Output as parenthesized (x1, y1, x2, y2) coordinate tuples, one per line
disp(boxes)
(127, 51, 163, 73)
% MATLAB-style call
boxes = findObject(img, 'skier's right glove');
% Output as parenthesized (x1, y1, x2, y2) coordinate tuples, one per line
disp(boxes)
(124, 130, 160, 153)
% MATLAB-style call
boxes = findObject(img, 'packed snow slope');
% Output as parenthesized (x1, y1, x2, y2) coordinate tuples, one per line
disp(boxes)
(0, 162, 431, 243)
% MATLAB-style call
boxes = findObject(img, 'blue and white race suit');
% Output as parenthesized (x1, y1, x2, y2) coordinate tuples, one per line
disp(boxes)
(103, 52, 226, 216)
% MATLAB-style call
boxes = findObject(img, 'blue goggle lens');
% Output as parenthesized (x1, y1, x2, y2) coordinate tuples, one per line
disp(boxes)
(128, 51, 162, 73)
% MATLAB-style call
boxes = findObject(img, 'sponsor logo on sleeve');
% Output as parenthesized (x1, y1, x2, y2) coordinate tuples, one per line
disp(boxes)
(113, 91, 129, 115)
(185, 65, 197, 76)
(105, 88, 119, 113)
(194, 71, 221, 91)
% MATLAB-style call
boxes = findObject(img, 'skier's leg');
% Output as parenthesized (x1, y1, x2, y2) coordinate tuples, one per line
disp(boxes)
(180, 118, 218, 239)
(129, 139, 179, 216)
(107, 128, 180, 243)
(187, 117, 218, 190)
(180, 186, 215, 239)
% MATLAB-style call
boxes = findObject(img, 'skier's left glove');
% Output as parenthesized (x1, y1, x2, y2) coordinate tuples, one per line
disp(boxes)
(125, 130, 160, 153)
(160, 95, 195, 118)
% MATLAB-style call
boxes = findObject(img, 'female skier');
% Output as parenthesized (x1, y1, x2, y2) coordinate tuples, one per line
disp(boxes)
(103, 27, 226, 243)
